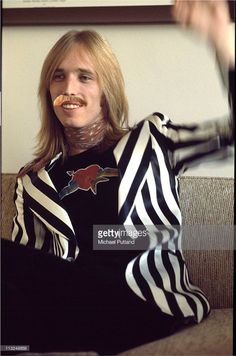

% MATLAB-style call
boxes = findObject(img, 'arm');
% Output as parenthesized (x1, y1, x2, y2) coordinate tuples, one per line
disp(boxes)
(12, 176, 50, 251)
(172, 0, 234, 69)
(12, 177, 37, 246)
(12, 177, 30, 244)
(11, 171, 78, 260)
(157, 0, 235, 175)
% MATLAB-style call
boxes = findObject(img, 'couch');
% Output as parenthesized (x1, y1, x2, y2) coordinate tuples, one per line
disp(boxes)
(1, 174, 234, 356)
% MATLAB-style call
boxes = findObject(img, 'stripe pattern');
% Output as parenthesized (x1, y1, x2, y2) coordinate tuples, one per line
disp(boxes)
(12, 106, 233, 324)
(113, 111, 232, 324)
(12, 168, 79, 261)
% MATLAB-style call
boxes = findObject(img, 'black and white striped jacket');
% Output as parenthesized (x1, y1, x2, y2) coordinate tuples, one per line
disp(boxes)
(12, 68, 234, 324)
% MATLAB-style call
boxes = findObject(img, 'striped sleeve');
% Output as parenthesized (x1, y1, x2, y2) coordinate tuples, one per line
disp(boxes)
(11, 176, 51, 252)
(11, 169, 79, 261)
(125, 232, 210, 324)
(150, 68, 234, 176)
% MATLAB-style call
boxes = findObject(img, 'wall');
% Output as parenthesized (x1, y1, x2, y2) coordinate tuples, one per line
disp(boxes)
(2, 24, 234, 176)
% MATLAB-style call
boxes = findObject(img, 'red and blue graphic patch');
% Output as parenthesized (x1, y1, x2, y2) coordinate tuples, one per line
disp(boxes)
(59, 164, 118, 199)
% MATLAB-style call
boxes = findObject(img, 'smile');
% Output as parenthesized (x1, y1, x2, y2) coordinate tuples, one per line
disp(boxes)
(62, 103, 82, 109)
(53, 94, 87, 107)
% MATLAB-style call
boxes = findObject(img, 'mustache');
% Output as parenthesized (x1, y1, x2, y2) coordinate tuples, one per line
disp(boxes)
(53, 95, 87, 107)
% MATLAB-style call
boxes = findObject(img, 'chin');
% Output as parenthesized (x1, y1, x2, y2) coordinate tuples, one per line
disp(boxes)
(62, 118, 89, 129)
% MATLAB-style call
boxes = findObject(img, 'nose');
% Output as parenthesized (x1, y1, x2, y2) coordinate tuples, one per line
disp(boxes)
(62, 74, 79, 96)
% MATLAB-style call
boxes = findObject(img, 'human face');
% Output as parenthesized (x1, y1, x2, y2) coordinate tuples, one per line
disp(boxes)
(49, 44, 103, 128)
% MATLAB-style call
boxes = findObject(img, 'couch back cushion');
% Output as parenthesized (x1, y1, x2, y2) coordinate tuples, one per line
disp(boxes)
(1, 174, 17, 239)
(179, 176, 233, 309)
(1, 174, 234, 309)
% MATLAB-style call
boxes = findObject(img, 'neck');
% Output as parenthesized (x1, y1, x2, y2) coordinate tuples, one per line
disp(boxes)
(64, 117, 106, 156)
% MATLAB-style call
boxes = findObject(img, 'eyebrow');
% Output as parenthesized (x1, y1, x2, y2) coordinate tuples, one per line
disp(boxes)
(55, 68, 95, 76)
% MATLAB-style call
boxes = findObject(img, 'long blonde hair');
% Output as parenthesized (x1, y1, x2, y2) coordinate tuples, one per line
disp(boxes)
(20, 30, 129, 176)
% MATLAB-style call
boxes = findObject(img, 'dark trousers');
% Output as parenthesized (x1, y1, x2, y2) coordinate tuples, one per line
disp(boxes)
(2, 238, 185, 355)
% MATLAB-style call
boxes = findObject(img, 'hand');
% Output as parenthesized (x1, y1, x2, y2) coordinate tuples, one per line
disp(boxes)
(172, 0, 234, 66)
(172, 0, 230, 42)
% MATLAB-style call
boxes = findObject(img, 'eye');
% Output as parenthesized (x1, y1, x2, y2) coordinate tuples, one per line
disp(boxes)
(79, 74, 92, 83)
(52, 72, 64, 82)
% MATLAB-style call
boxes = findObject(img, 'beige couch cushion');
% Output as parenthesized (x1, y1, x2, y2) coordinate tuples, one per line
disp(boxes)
(1, 174, 17, 239)
(119, 309, 233, 356)
(179, 177, 234, 309)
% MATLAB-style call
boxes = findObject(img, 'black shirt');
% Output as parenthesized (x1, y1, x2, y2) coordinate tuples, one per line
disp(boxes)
(49, 146, 138, 287)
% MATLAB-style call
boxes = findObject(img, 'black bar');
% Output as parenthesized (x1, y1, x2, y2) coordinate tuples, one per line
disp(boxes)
(2, 6, 174, 26)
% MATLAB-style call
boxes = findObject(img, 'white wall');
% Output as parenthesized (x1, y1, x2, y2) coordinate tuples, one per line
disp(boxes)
(2, 24, 234, 176)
